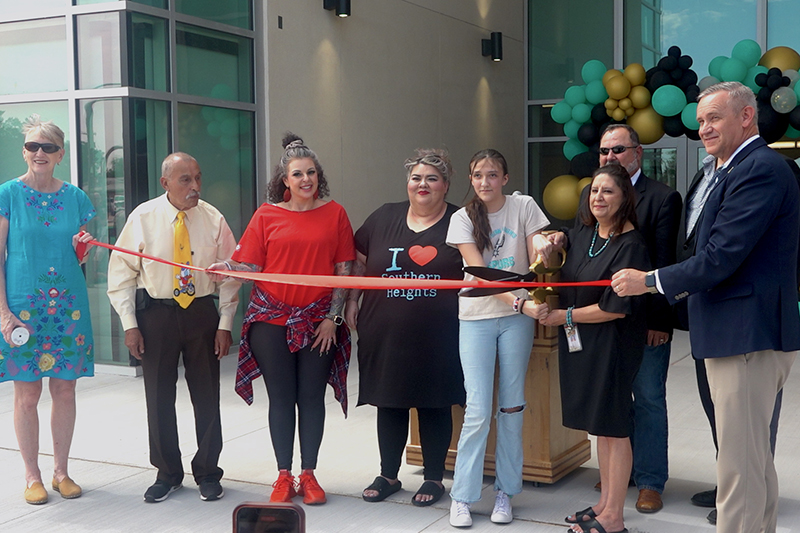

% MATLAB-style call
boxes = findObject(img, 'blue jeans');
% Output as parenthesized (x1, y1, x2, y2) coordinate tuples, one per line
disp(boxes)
(631, 341, 670, 493)
(450, 314, 535, 504)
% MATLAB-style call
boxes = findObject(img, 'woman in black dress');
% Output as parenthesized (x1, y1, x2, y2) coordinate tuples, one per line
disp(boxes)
(538, 164, 650, 533)
(345, 149, 465, 507)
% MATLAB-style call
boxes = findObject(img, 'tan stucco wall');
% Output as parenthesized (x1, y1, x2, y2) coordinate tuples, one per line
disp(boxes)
(262, 0, 525, 228)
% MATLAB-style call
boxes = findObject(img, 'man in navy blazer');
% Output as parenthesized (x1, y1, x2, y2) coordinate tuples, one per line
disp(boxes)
(579, 124, 682, 513)
(612, 81, 800, 532)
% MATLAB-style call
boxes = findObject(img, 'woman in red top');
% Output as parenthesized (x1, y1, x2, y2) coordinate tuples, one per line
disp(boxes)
(211, 133, 354, 505)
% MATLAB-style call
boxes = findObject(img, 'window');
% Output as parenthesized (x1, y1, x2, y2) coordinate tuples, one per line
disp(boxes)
(175, 0, 252, 30)
(77, 12, 122, 90)
(0, 18, 68, 95)
(129, 13, 169, 92)
(0, 102, 70, 185)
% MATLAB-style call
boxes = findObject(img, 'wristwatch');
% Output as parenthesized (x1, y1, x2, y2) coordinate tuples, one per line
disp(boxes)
(644, 270, 658, 294)
(326, 313, 345, 326)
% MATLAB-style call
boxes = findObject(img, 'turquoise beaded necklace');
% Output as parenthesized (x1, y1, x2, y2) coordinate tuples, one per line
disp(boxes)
(588, 222, 614, 258)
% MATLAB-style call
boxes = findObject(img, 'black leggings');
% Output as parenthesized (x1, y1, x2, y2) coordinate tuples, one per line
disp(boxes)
(377, 406, 452, 481)
(250, 321, 335, 471)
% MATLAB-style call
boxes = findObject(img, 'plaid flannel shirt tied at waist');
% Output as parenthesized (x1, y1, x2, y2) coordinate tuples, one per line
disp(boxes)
(234, 285, 350, 415)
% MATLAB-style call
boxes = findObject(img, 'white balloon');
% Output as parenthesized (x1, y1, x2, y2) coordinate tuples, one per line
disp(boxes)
(784, 69, 800, 89)
(698, 76, 720, 91)
(771, 86, 797, 114)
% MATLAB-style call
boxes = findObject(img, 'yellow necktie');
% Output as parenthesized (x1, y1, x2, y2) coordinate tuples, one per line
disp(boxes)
(173, 211, 195, 308)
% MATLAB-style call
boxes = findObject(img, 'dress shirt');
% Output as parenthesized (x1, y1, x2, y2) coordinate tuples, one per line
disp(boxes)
(107, 193, 239, 331)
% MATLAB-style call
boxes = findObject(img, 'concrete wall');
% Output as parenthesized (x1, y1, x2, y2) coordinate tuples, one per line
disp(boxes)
(262, 0, 525, 228)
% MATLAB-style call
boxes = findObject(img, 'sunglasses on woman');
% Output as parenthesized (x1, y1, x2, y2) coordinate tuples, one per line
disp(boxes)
(599, 145, 638, 155)
(24, 142, 62, 154)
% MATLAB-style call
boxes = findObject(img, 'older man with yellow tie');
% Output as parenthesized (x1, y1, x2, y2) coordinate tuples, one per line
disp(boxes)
(107, 152, 239, 503)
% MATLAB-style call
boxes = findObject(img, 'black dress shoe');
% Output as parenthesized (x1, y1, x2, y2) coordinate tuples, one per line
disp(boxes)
(707, 508, 717, 524)
(691, 487, 717, 508)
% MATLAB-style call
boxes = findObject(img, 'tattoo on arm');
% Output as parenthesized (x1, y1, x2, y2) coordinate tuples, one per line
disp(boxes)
(330, 261, 352, 316)
(239, 262, 261, 273)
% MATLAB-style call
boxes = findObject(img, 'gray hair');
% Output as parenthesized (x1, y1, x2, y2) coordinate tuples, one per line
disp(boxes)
(22, 114, 65, 147)
(698, 81, 758, 122)
(403, 148, 454, 184)
(161, 152, 198, 178)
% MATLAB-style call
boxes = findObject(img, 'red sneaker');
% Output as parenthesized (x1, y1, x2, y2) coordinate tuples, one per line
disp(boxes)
(270, 471, 297, 502)
(297, 471, 327, 505)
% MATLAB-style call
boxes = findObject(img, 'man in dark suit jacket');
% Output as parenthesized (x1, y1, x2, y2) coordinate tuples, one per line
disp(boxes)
(585, 124, 682, 513)
(613, 82, 800, 532)
(678, 154, 800, 524)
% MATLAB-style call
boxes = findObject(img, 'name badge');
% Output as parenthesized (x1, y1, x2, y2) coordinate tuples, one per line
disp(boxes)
(565, 325, 583, 352)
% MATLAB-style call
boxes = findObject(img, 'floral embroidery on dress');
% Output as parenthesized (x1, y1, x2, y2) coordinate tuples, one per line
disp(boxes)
(18, 179, 66, 227)
(0, 265, 95, 378)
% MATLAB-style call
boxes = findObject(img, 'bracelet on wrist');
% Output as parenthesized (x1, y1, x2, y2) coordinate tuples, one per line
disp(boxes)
(512, 296, 524, 313)
(566, 306, 575, 328)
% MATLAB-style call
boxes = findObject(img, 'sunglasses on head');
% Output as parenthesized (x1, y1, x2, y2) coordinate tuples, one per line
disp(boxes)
(599, 145, 638, 155)
(24, 142, 61, 154)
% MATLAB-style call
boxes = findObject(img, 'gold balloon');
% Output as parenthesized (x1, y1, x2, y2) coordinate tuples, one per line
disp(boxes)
(623, 63, 647, 86)
(625, 107, 635, 117)
(629, 85, 651, 108)
(605, 75, 632, 100)
(576, 177, 593, 195)
(618, 98, 633, 110)
(611, 107, 626, 121)
(543, 174, 581, 220)
(603, 69, 623, 85)
(627, 105, 664, 144)
(604, 98, 619, 110)
(759, 46, 800, 72)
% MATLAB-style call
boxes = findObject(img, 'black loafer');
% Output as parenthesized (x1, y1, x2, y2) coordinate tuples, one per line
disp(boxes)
(691, 487, 717, 508)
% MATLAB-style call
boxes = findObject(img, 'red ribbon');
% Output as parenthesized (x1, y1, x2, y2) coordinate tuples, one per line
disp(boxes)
(90, 240, 611, 290)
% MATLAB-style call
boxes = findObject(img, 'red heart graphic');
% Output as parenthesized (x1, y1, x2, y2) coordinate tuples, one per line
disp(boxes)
(408, 245, 437, 266)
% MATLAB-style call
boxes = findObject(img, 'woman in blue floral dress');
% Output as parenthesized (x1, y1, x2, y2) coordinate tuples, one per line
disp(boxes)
(0, 116, 96, 505)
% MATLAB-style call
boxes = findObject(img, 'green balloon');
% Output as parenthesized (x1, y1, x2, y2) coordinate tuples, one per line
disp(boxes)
(571, 103, 592, 124)
(795, 81, 800, 102)
(563, 119, 581, 139)
(563, 139, 589, 161)
(564, 85, 587, 107)
(708, 55, 728, 79)
(681, 102, 699, 130)
(585, 80, 609, 104)
(731, 39, 762, 68)
(744, 65, 769, 92)
(551, 101, 573, 124)
(652, 85, 686, 117)
(581, 60, 607, 84)
(720, 57, 747, 82)
(786, 125, 800, 139)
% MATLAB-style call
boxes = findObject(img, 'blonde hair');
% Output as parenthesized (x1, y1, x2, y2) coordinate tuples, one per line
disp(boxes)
(22, 114, 65, 147)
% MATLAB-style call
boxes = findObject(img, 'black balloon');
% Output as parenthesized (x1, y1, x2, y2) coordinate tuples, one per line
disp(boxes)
(679, 55, 693, 69)
(578, 123, 600, 146)
(659, 56, 678, 71)
(591, 103, 609, 124)
(663, 115, 685, 137)
(789, 106, 800, 130)
(768, 74, 783, 90)
(668, 46, 682, 58)
(768, 68, 782, 77)
(570, 150, 600, 178)
(685, 128, 701, 141)
(670, 69, 683, 81)
(650, 71, 672, 90)
(757, 102, 790, 144)
(755, 73, 769, 87)
(758, 86, 773, 103)
(783, 76, 792, 87)
(686, 85, 701, 103)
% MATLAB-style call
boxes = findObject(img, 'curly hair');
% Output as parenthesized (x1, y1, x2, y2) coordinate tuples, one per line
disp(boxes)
(267, 132, 330, 203)
(403, 148, 454, 186)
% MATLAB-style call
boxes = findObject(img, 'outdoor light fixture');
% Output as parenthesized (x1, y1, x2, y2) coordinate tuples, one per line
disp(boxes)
(324, 0, 351, 17)
(482, 32, 503, 61)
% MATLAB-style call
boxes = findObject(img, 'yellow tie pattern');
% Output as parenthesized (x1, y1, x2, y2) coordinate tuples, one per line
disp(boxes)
(173, 211, 195, 308)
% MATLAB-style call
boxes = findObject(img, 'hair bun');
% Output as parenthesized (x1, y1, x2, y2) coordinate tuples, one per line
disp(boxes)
(281, 132, 304, 149)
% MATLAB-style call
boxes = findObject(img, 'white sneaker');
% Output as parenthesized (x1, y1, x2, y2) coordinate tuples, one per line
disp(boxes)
(490, 490, 513, 524)
(450, 499, 472, 527)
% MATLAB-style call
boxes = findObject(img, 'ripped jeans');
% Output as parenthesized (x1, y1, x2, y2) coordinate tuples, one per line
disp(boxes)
(450, 313, 535, 504)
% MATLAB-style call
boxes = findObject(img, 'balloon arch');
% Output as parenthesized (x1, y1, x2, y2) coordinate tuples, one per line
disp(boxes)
(543, 40, 800, 219)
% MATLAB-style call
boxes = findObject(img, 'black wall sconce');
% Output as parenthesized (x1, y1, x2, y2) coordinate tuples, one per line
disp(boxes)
(482, 32, 503, 61)
(324, 0, 351, 17)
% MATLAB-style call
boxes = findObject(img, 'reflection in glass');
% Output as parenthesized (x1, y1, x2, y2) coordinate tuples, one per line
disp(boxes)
(79, 98, 128, 365)
(0, 0, 63, 12)
(175, 0, 252, 30)
(176, 23, 253, 103)
(641, 148, 677, 189)
(129, 13, 169, 91)
(768, 0, 800, 52)
(130, 98, 171, 201)
(0, 102, 71, 185)
(77, 12, 122, 90)
(529, 104, 568, 138)
(528, 141, 574, 222)
(0, 18, 68, 96)
(528, 0, 613, 100)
